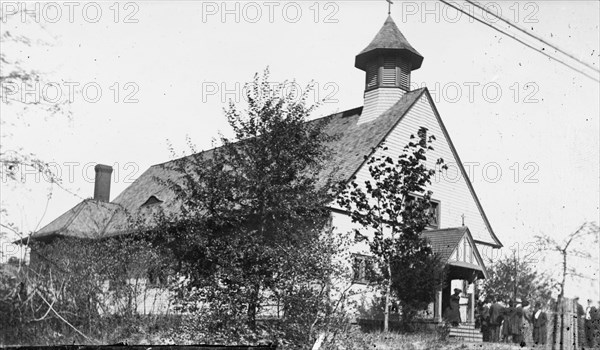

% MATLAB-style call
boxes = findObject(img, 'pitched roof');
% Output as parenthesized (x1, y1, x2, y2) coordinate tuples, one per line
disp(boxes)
(355, 15, 423, 70)
(23, 87, 501, 250)
(422, 226, 488, 278)
(18, 199, 129, 243)
(422, 226, 468, 263)
(111, 88, 425, 213)
(25, 89, 427, 241)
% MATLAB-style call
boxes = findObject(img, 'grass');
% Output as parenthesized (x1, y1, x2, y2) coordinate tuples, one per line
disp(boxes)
(325, 331, 535, 350)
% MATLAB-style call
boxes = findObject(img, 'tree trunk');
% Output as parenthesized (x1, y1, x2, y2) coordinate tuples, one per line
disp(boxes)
(247, 282, 260, 330)
(552, 300, 559, 350)
(384, 262, 391, 332)
(559, 251, 567, 350)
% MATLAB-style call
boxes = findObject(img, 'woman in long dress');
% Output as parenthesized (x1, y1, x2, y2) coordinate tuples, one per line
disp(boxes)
(502, 300, 516, 343)
(532, 302, 548, 348)
(445, 288, 462, 326)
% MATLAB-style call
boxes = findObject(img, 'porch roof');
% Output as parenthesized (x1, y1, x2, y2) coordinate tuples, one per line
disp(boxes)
(422, 226, 488, 280)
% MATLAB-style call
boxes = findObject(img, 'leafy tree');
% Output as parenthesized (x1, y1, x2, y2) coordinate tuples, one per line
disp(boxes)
(148, 69, 348, 346)
(479, 254, 555, 308)
(337, 127, 446, 331)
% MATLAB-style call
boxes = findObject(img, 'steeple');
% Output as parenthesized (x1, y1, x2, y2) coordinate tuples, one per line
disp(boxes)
(356, 16, 423, 124)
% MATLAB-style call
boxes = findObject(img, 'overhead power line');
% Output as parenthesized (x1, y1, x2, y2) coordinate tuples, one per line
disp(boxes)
(466, 0, 599, 74)
(437, 0, 600, 83)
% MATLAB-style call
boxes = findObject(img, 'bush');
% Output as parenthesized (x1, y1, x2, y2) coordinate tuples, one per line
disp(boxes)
(0, 236, 172, 345)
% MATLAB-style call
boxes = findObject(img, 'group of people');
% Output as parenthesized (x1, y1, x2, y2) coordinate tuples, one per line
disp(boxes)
(444, 289, 600, 348)
(477, 297, 548, 347)
(476, 296, 600, 348)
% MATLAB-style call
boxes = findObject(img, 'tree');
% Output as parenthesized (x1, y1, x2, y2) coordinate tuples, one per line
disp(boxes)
(535, 221, 599, 350)
(147, 69, 347, 346)
(337, 127, 446, 331)
(479, 254, 555, 308)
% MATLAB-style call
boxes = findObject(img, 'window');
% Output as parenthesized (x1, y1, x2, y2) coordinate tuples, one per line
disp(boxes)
(426, 201, 440, 229)
(352, 254, 377, 284)
(407, 195, 440, 229)
(147, 267, 168, 287)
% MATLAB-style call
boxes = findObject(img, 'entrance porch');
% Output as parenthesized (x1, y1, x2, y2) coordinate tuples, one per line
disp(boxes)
(422, 227, 489, 341)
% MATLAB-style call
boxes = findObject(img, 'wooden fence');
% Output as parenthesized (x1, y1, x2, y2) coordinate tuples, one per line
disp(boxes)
(547, 297, 583, 350)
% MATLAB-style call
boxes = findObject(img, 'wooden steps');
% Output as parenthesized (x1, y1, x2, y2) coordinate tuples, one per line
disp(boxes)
(448, 324, 483, 342)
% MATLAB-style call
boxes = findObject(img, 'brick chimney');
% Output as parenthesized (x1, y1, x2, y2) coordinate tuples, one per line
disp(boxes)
(93, 164, 113, 202)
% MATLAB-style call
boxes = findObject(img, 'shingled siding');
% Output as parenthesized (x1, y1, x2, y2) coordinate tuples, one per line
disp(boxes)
(359, 88, 406, 125)
(351, 91, 498, 251)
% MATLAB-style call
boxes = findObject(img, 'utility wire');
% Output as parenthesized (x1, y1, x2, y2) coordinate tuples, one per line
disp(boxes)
(438, 0, 600, 83)
(466, 0, 599, 73)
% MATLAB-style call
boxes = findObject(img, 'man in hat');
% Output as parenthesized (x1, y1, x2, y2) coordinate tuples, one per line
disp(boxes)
(512, 299, 525, 345)
(489, 296, 504, 342)
(444, 288, 462, 326)
(479, 298, 491, 341)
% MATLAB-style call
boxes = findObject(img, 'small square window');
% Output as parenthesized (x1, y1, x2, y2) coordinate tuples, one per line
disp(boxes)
(147, 268, 168, 287)
(407, 195, 440, 229)
(352, 254, 377, 284)
(427, 201, 440, 229)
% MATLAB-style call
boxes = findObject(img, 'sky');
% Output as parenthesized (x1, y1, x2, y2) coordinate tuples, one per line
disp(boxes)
(1, 1, 599, 300)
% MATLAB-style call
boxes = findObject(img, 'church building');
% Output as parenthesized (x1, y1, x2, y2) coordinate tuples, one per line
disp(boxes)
(22, 15, 502, 341)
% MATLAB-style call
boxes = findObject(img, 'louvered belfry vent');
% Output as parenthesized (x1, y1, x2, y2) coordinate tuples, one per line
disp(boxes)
(365, 55, 411, 91)
(398, 59, 411, 89)
(382, 56, 397, 86)
(366, 62, 378, 89)
(363, 54, 413, 92)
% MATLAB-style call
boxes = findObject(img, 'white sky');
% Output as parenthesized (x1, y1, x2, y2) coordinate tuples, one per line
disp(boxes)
(1, 1, 599, 301)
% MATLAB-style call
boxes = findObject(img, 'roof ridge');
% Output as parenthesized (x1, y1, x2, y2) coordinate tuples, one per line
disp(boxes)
(148, 106, 365, 170)
(57, 200, 88, 235)
(97, 201, 128, 237)
(424, 226, 468, 232)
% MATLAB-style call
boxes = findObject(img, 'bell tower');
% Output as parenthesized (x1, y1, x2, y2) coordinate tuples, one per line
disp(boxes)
(355, 16, 424, 124)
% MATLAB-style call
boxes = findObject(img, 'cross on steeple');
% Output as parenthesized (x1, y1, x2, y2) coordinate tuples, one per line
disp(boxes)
(386, 0, 394, 15)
